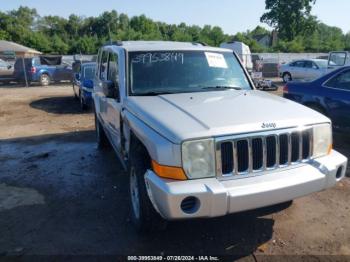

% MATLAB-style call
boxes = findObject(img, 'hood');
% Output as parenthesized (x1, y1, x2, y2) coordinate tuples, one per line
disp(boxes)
(125, 90, 330, 144)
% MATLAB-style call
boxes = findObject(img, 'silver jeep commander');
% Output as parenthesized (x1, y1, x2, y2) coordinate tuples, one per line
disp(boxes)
(93, 41, 348, 232)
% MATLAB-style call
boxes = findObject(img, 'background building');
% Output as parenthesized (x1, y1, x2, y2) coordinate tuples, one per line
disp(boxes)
(0, 40, 41, 59)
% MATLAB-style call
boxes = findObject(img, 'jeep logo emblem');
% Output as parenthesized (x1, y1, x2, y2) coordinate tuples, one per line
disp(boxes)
(262, 123, 276, 129)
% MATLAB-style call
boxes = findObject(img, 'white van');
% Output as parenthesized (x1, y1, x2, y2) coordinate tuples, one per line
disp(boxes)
(220, 41, 253, 72)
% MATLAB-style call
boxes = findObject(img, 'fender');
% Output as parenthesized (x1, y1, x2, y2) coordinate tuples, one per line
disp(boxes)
(122, 109, 182, 167)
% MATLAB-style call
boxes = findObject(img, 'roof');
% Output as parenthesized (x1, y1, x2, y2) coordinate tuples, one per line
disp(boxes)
(81, 62, 96, 67)
(106, 41, 231, 52)
(0, 40, 42, 54)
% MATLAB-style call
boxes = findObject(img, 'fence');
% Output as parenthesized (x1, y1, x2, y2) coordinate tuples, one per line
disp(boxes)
(239, 53, 329, 78)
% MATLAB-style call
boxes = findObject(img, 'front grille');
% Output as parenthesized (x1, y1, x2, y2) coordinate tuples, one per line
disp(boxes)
(218, 128, 313, 177)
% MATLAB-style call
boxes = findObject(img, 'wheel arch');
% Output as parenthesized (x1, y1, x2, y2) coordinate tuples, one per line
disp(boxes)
(122, 110, 182, 167)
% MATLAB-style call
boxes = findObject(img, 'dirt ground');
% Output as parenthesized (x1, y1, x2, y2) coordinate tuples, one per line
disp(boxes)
(0, 84, 350, 260)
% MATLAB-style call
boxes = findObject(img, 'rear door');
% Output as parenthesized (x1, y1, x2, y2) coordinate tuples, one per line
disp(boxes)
(323, 69, 350, 131)
(303, 61, 319, 81)
(292, 61, 306, 80)
(95, 50, 109, 125)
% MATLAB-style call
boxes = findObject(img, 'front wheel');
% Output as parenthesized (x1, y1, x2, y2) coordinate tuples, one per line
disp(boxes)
(39, 74, 51, 86)
(129, 143, 167, 233)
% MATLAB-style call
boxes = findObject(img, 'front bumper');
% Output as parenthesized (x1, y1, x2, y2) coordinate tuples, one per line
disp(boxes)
(145, 150, 347, 220)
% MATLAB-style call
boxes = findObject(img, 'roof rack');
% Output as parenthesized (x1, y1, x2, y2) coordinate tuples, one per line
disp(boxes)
(103, 41, 123, 46)
(192, 42, 209, 46)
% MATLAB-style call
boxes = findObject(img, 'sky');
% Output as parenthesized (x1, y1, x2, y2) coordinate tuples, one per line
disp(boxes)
(1, 0, 349, 35)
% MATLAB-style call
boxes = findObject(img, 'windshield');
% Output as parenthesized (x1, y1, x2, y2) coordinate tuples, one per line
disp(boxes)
(83, 66, 95, 79)
(129, 51, 252, 95)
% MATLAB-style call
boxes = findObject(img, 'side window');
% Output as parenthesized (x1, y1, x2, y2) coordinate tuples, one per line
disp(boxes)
(289, 62, 295, 67)
(295, 61, 305, 68)
(100, 51, 109, 81)
(325, 70, 350, 90)
(304, 61, 313, 68)
(312, 62, 319, 69)
(107, 52, 119, 86)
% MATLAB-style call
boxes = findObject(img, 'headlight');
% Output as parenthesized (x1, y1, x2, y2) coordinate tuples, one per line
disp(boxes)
(182, 139, 215, 179)
(312, 124, 332, 158)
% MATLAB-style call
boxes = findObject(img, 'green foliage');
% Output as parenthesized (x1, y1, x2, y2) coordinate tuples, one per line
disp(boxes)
(345, 32, 350, 51)
(261, 0, 317, 41)
(0, 6, 349, 54)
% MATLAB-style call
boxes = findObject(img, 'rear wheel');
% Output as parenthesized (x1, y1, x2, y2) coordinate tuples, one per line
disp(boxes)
(39, 74, 50, 86)
(129, 141, 167, 233)
(282, 72, 292, 83)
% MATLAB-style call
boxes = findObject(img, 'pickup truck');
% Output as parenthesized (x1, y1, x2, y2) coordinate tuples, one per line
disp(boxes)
(93, 41, 348, 232)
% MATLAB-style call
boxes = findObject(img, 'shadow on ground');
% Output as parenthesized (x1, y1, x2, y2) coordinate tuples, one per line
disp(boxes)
(0, 131, 285, 257)
(0, 82, 72, 88)
(30, 96, 90, 114)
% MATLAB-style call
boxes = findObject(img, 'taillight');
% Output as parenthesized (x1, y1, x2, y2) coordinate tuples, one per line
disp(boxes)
(31, 66, 36, 74)
(283, 85, 288, 93)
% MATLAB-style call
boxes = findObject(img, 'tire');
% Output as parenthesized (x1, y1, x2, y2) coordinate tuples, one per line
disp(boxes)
(80, 91, 88, 111)
(95, 111, 109, 149)
(282, 72, 292, 83)
(39, 74, 50, 86)
(129, 141, 167, 233)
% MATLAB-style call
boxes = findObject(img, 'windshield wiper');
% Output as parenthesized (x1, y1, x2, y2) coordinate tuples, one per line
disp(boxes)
(201, 86, 242, 91)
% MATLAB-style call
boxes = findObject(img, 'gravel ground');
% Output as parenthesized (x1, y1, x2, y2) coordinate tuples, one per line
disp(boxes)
(0, 84, 349, 260)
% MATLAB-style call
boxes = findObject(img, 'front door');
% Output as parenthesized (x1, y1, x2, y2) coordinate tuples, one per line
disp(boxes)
(105, 52, 122, 151)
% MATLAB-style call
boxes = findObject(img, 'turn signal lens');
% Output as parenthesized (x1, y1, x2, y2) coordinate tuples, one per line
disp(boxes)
(328, 144, 333, 155)
(151, 160, 187, 180)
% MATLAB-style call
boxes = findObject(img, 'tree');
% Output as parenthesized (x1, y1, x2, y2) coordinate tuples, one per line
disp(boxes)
(0, 6, 348, 55)
(345, 32, 350, 51)
(261, 0, 317, 41)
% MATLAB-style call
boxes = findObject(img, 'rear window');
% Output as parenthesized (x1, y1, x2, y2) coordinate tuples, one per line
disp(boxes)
(83, 66, 95, 79)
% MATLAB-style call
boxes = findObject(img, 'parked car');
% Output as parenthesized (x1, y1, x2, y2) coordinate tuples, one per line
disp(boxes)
(283, 66, 350, 133)
(13, 55, 72, 86)
(0, 58, 15, 84)
(279, 59, 329, 83)
(73, 62, 96, 110)
(93, 41, 347, 232)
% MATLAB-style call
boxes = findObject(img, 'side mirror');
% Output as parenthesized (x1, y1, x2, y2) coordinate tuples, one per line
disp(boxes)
(82, 79, 93, 89)
(102, 80, 120, 101)
(7, 65, 12, 70)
